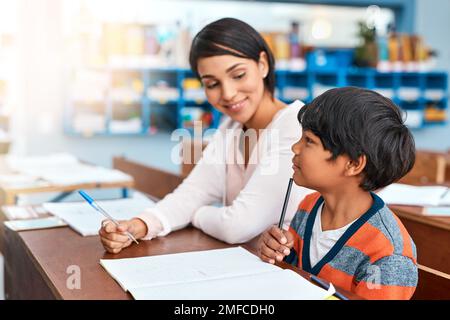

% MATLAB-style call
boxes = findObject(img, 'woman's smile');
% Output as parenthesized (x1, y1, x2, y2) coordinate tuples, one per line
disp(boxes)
(223, 97, 248, 113)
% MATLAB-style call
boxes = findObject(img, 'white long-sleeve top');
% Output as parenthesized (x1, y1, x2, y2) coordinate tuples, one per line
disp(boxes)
(137, 100, 313, 244)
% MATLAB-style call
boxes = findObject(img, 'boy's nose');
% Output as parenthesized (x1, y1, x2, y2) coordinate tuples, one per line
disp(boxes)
(291, 141, 301, 154)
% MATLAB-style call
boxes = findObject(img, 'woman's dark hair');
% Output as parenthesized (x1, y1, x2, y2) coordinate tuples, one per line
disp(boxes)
(189, 17, 276, 97)
(297, 87, 416, 191)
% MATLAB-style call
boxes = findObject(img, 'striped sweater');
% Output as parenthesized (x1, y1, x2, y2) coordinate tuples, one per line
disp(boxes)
(285, 192, 418, 300)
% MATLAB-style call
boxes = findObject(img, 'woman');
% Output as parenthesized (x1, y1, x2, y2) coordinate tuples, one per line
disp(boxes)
(99, 18, 311, 253)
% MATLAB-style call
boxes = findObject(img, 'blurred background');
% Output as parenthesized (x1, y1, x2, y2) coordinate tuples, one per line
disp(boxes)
(0, 0, 448, 173)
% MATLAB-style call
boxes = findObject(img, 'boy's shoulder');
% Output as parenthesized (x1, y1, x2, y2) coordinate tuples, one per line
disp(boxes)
(297, 191, 321, 213)
(356, 202, 417, 262)
(289, 192, 321, 235)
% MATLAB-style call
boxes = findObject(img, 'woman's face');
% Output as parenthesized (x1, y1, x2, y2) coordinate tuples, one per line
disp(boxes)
(197, 53, 268, 124)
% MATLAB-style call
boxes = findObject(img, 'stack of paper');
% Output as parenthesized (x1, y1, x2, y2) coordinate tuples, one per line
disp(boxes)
(377, 183, 450, 207)
(423, 207, 450, 216)
(4, 216, 68, 232)
(43, 193, 155, 236)
(100, 247, 333, 300)
(5, 153, 133, 185)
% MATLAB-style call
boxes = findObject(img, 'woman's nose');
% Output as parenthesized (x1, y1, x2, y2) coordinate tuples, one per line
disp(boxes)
(221, 81, 237, 101)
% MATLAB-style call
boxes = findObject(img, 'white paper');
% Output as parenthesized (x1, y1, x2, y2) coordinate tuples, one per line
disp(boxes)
(4, 216, 67, 231)
(100, 247, 329, 300)
(43, 193, 155, 236)
(6, 153, 79, 170)
(377, 183, 449, 206)
(5, 153, 132, 185)
(1, 205, 40, 219)
(423, 206, 450, 216)
(129, 269, 328, 300)
(439, 190, 450, 206)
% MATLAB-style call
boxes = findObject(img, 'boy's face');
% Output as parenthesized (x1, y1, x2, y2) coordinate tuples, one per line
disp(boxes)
(291, 129, 350, 191)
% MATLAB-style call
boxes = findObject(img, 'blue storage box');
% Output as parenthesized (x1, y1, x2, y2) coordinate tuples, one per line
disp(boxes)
(306, 49, 354, 71)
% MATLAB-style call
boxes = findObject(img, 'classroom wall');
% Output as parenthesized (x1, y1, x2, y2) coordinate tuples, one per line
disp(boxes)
(411, 0, 450, 151)
(11, 0, 450, 176)
(12, 0, 180, 173)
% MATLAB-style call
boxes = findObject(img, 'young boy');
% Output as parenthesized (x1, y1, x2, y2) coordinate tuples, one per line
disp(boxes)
(258, 87, 417, 300)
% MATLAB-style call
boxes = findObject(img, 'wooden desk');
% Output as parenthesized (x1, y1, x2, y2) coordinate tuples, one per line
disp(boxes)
(0, 157, 134, 205)
(2, 225, 360, 300)
(390, 205, 450, 274)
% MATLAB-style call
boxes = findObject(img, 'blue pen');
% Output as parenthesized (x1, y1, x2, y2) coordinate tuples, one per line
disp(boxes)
(78, 190, 139, 245)
(310, 275, 349, 300)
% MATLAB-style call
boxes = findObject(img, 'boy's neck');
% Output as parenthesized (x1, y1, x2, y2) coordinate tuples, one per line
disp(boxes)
(320, 186, 373, 232)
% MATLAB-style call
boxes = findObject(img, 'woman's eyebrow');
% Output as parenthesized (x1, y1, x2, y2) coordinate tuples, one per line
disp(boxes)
(226, 63, 244, 73)
(200, 63, 244, 79)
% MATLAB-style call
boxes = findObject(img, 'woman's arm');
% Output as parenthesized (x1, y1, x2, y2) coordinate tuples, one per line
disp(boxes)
(136, 127, 228, 239)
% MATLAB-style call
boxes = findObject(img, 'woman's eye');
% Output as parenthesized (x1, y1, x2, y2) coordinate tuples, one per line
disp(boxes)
(206, 82, 218, 89)
(233, 72, 246, 80)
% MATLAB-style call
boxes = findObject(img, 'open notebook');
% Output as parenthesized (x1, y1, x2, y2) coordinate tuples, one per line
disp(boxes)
(43, 193, 155, 236)
(100, 247, 333, 300)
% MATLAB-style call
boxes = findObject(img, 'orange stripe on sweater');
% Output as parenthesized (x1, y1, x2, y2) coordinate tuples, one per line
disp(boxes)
(355, 282, 416, 300)
(346, 223, 394, 263)
(317, 264, 355, 292)
(297, 192, 321, 212)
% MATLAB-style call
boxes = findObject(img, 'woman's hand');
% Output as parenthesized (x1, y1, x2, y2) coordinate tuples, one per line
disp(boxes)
(258, 225, 294, 264)
(99, 218, 147, 254)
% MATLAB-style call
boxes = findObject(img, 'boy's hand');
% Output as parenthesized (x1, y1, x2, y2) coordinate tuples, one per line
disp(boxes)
(258, 225, 294, 264)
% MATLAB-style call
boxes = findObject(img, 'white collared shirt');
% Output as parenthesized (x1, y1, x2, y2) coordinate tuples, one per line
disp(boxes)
(310, 203, 357, 268)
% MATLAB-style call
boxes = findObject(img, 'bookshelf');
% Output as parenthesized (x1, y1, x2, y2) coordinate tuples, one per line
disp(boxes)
(64, 67, 448, 136)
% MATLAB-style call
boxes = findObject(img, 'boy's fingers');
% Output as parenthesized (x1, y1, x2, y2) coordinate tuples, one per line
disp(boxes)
(269, 225, 287, 244)
(260, 245, 278, 263)
(263, 230, 286, 253)
(260, 252, 275, 264)
(283, 230, 295, 249)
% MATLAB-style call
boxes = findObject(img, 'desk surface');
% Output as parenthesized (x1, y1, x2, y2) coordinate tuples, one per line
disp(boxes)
(3, 225, 360, 300)
(390, 205, 450, 231)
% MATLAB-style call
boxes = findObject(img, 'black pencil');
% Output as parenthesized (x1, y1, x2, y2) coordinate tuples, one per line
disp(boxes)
(278, 178, 294, 229)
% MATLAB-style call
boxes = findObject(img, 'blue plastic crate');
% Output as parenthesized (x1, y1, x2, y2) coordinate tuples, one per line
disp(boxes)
(306, 49, 354, 71)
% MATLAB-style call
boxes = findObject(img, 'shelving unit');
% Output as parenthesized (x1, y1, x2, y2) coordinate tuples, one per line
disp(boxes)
(65, 67, 448, 136)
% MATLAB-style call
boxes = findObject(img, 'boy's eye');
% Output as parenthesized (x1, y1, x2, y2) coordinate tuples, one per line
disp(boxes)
(305, 137, 313, 144)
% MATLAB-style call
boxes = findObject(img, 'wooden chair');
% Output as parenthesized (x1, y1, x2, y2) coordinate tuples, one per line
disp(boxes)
(412, 264, 450, 300)
(113, 157, 183, 199)
(399, 150, 447, 185)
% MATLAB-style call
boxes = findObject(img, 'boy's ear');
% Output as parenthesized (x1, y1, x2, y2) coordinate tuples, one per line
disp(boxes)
(344, 154, 367, 177)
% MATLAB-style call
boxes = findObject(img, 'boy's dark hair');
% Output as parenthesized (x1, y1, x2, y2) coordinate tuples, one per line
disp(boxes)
(189, 17, 276, 97)
(297, 86, 416, 191)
